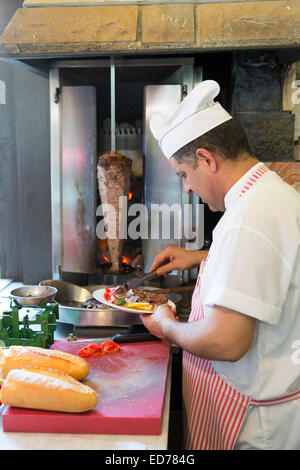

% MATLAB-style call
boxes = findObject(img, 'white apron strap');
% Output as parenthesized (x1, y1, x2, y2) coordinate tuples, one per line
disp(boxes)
(250, 390, 300, 407)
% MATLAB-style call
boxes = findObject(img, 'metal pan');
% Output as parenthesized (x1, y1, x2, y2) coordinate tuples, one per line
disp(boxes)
(39, 280, 182, 327)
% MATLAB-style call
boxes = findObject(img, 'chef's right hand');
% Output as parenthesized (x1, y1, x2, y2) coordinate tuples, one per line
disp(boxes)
(151, 246, 209, 276)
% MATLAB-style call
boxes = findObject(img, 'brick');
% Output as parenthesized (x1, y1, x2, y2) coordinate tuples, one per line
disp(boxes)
(232, 51, 282, 113)
(2, 1, 300, 58)
(236, 111, 295, 161)
(197, 1, 300, 44)
(0, 6, 138, 45)
(24, 0, 138, 4)
(142, 4, 194, 44)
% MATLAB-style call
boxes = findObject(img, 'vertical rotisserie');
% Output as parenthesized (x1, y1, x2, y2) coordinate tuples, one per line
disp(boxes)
(97, 151, 132, 273)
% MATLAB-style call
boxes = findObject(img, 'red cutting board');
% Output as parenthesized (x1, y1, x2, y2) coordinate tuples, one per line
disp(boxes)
(2, 339, 170, 435)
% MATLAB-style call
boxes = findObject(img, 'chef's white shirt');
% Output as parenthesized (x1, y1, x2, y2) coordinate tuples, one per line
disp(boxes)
(200, 162, 300, 449)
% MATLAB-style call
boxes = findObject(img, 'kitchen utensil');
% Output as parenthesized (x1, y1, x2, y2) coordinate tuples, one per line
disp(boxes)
(112, 332, 159, 342)
(93, 288, 176, 315)
(63, 332, 159, 344)
(124, 270, 159, 290)
(149, 285, 195, 294)
(2, 338, 170, 435)
(10, 285, 57, 307)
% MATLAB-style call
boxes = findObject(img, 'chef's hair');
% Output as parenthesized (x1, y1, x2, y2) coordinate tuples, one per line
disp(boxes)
(173, 118, 254, 167)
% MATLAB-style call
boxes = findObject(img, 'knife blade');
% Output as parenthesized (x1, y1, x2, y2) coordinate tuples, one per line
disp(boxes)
(64, 332, 159, 344)
(124, 259, 170, 290)
(124, 270, 159, 290)
(65, 337, 112, 344)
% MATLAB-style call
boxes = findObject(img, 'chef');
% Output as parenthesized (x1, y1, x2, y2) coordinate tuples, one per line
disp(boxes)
(141, 80, 300, 450)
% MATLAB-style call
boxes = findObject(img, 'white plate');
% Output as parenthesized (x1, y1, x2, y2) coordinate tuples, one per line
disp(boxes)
(93, 288, 175, 315)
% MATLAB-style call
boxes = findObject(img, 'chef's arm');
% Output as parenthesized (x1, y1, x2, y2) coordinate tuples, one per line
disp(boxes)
(141, 305, 256, 362)
(150, 246, 209, 276)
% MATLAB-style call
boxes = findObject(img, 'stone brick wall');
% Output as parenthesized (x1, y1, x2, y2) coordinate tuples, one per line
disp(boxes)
(293, 61, 300, 143)
(0, 1, 298, 162)
(0, 1, 299, 57)
(232, 51, 295, 161)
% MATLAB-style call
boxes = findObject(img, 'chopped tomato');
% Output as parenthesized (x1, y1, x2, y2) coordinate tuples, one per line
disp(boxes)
(91, 348, 104, 357)
(78, 341, 120, 358)
(78, 343, 103, 357)
(101, 341, 120, 353)
(103, 287, 112, 301)
(102, 340, 119, 346)
(87, 343, 103, 353)
(103, 291, 111, 301)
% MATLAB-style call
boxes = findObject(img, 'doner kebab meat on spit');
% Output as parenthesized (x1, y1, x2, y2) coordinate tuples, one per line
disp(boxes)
(97, 151, 132, 272)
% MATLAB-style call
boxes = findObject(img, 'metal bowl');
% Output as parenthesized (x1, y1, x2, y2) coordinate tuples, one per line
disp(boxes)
(10, 285, 57, 307)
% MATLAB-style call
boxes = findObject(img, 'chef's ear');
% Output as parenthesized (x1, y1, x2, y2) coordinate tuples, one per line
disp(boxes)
(195, 148, 218, 173)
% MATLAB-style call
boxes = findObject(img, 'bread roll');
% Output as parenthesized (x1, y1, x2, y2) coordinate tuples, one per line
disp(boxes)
(1, 346, 89, 381)
(0, 367, 98, 413)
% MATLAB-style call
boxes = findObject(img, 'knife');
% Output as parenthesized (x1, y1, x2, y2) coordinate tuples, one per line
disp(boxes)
(124, 270, 159, 290)
(65, 332, 159, 344)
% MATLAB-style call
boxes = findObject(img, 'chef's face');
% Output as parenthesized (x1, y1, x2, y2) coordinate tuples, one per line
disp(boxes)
(170, 154, 222, 212)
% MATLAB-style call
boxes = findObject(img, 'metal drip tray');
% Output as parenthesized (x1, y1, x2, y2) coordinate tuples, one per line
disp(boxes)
(40, 280, 142, 327)
(57, 301, 142, 327)
(40, 279, 183, 328)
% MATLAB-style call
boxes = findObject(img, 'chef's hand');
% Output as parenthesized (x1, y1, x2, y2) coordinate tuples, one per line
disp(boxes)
(151, 246, 209, 276)
(140, 304, 178, 341)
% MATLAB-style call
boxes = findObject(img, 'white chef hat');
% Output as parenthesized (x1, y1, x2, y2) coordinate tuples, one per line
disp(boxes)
(150, 80, 232, 160)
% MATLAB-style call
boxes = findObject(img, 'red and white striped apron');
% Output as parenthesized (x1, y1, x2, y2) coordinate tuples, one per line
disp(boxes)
(182, 164, 300, 450)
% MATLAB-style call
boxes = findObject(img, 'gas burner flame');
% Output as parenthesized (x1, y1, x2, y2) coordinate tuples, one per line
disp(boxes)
(122, 255, 130, 265)
(100, 254, 131, 266)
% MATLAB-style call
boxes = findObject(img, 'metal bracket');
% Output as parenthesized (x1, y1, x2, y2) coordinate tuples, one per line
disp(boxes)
(110, 56, 116, 152)
(54, 87, 61, 103)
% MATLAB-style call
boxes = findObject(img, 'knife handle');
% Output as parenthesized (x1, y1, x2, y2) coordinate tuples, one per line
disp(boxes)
(112, 332, 160, 343)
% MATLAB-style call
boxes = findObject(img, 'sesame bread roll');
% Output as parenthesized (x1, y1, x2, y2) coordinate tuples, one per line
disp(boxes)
(0, 367, 98, 413)
(1, 346, 89, 381)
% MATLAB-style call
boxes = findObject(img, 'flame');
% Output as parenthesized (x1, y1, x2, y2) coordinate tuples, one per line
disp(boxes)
(128, 192, 133, 201)
(101, 255, 131, 265)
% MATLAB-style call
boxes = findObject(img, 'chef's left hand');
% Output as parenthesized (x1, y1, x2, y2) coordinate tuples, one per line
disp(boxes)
(140, 304, 178, 340)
